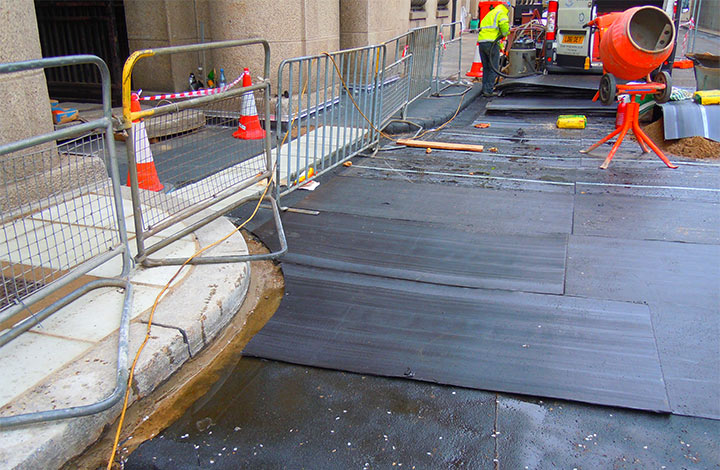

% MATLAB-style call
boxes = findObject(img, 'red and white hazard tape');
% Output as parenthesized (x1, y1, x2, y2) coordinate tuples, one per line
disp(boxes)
(138, 72, 246, 101)
(680, 18, 695, 57)
(439, 32, 447, 50)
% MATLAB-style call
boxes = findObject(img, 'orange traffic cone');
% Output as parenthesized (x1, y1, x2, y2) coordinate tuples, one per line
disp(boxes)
(127, 93, 164, 192)
(233, 68, 266, 140)
(466, 42, 484, 78)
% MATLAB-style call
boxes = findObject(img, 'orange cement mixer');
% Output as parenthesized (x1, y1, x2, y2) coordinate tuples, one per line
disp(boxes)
(586, 6, 676, 105)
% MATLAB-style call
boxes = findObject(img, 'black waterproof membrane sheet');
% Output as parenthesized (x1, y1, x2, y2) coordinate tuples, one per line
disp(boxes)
(257, 211, 567, 294)
(244, 264, 670, 413)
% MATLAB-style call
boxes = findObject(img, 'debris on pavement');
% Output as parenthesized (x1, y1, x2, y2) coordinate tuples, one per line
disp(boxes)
(556, 115, 587, 129)
(642, 119, 720, 159)
(397, 139, 484, 153)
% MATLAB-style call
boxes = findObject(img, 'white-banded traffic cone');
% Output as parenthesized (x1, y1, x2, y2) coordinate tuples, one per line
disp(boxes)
(466, 42, 484, 78)
(233, 68, 266, 140)
(127, 93, 164, 192)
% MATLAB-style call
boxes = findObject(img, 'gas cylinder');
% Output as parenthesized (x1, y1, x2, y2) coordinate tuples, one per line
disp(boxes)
(615, 96, 629, 128)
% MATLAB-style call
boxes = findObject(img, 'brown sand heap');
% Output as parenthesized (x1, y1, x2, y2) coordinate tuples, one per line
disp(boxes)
(641, 118, 720, 160)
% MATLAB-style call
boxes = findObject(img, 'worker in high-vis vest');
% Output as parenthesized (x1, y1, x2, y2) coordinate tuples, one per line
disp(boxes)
(477, 1, 511, 97)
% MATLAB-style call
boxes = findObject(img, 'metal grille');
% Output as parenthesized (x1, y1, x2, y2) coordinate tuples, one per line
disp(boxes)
(123, 39, 286, 266)
(0, 134, 122, 298)
(132, 93, 267, 231)
(380, 54, 413, 124)
(276, 45, 385, 196)
(35, 0, 129, 103)
(385, 25, 438, 106)
(0, 55, 131, 427)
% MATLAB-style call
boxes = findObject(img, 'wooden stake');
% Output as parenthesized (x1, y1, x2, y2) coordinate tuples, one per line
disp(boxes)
(396, 139, 484, 153)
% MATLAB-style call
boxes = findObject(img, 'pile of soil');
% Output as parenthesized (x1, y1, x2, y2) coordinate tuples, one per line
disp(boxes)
(641, 119, 720, 160)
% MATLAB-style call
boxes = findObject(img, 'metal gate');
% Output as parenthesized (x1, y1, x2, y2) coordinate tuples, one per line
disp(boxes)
(0, 55, 132, 427)
(35, 0, 129, 103)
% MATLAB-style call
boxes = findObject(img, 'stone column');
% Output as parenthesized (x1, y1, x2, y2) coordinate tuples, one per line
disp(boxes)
(124, 0, 211, 93)
(209, 0, 340, 95)
(341, 0, 412, 50)
(0, 0, 53, 147)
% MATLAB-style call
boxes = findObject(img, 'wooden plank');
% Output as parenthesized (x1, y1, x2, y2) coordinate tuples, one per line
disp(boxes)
(396, 139, 484, 152)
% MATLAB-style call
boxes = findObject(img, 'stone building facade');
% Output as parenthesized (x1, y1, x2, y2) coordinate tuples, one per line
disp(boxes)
(1, 0, 476, 144)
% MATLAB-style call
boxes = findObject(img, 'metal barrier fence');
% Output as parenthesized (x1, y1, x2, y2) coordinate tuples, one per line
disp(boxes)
(379, 53, 413, 123)
(435, 21, 465, 92)
(275, 45, 386, 196)
(121, 39, 286, 266)
(384, 25, 438, 106)
(0, 55, 132, 427)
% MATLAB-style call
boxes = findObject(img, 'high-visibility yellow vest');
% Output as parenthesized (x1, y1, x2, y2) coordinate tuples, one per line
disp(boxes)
(478, 5, 510, 42)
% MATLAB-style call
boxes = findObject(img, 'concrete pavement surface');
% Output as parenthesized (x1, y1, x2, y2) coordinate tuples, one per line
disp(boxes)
(2, 26, 718, 470)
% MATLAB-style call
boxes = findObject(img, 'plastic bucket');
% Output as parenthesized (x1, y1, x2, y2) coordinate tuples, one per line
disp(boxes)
(599, 6, 675, 80)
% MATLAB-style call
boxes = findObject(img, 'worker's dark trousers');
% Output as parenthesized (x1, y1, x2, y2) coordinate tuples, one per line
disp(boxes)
(478, 41, 499, 95)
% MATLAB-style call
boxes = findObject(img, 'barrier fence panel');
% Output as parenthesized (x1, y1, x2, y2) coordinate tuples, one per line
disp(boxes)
(379, 53, 413, 124)
(435, 21, 465, 92)
(275, 45, 386, 196)
(384, 25, 438, 107)
(0, 55, 132, 427)
(122, 39, 286, 267)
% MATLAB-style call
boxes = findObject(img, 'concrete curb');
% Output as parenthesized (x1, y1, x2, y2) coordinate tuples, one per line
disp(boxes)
(0, 210, 251, 469)
(384, 83, 484, 135)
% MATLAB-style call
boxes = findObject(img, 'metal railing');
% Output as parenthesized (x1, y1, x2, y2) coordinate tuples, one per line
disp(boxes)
(121, 39, 286, 266)
(385, 25, 438, 104)
(275, 45, 386, 196)
(379, 53, 414, 123)
(384, 25, 438, 106)
(0, 55, 132, 427)
(435, 21, 465, 93)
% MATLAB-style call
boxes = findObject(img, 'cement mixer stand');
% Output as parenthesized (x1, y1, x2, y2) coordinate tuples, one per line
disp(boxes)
(581, 82, 678, 169)
(580, 6, 679, 170)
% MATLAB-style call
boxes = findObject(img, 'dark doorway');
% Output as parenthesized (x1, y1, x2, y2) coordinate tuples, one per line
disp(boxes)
(35, 0, 129, 105)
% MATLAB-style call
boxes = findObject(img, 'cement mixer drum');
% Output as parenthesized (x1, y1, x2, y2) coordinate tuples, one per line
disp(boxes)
(598, 6, 675, 81)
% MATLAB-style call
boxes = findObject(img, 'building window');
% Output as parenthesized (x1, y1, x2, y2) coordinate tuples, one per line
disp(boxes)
(411, 0, 427, 11)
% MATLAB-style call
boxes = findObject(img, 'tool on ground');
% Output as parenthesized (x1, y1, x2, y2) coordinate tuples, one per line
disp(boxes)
(397, 139, 484, 153)
(232, 68, 266, 140)
(127, 92, 164, 191)
(582, 6, 677, 169)
(557, 115, 587, 129)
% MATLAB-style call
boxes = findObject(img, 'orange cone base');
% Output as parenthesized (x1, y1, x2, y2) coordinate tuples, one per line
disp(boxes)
(233, 116, 266, 140)
(129, 162, 164, 192)
(466, 63, 483, 78)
